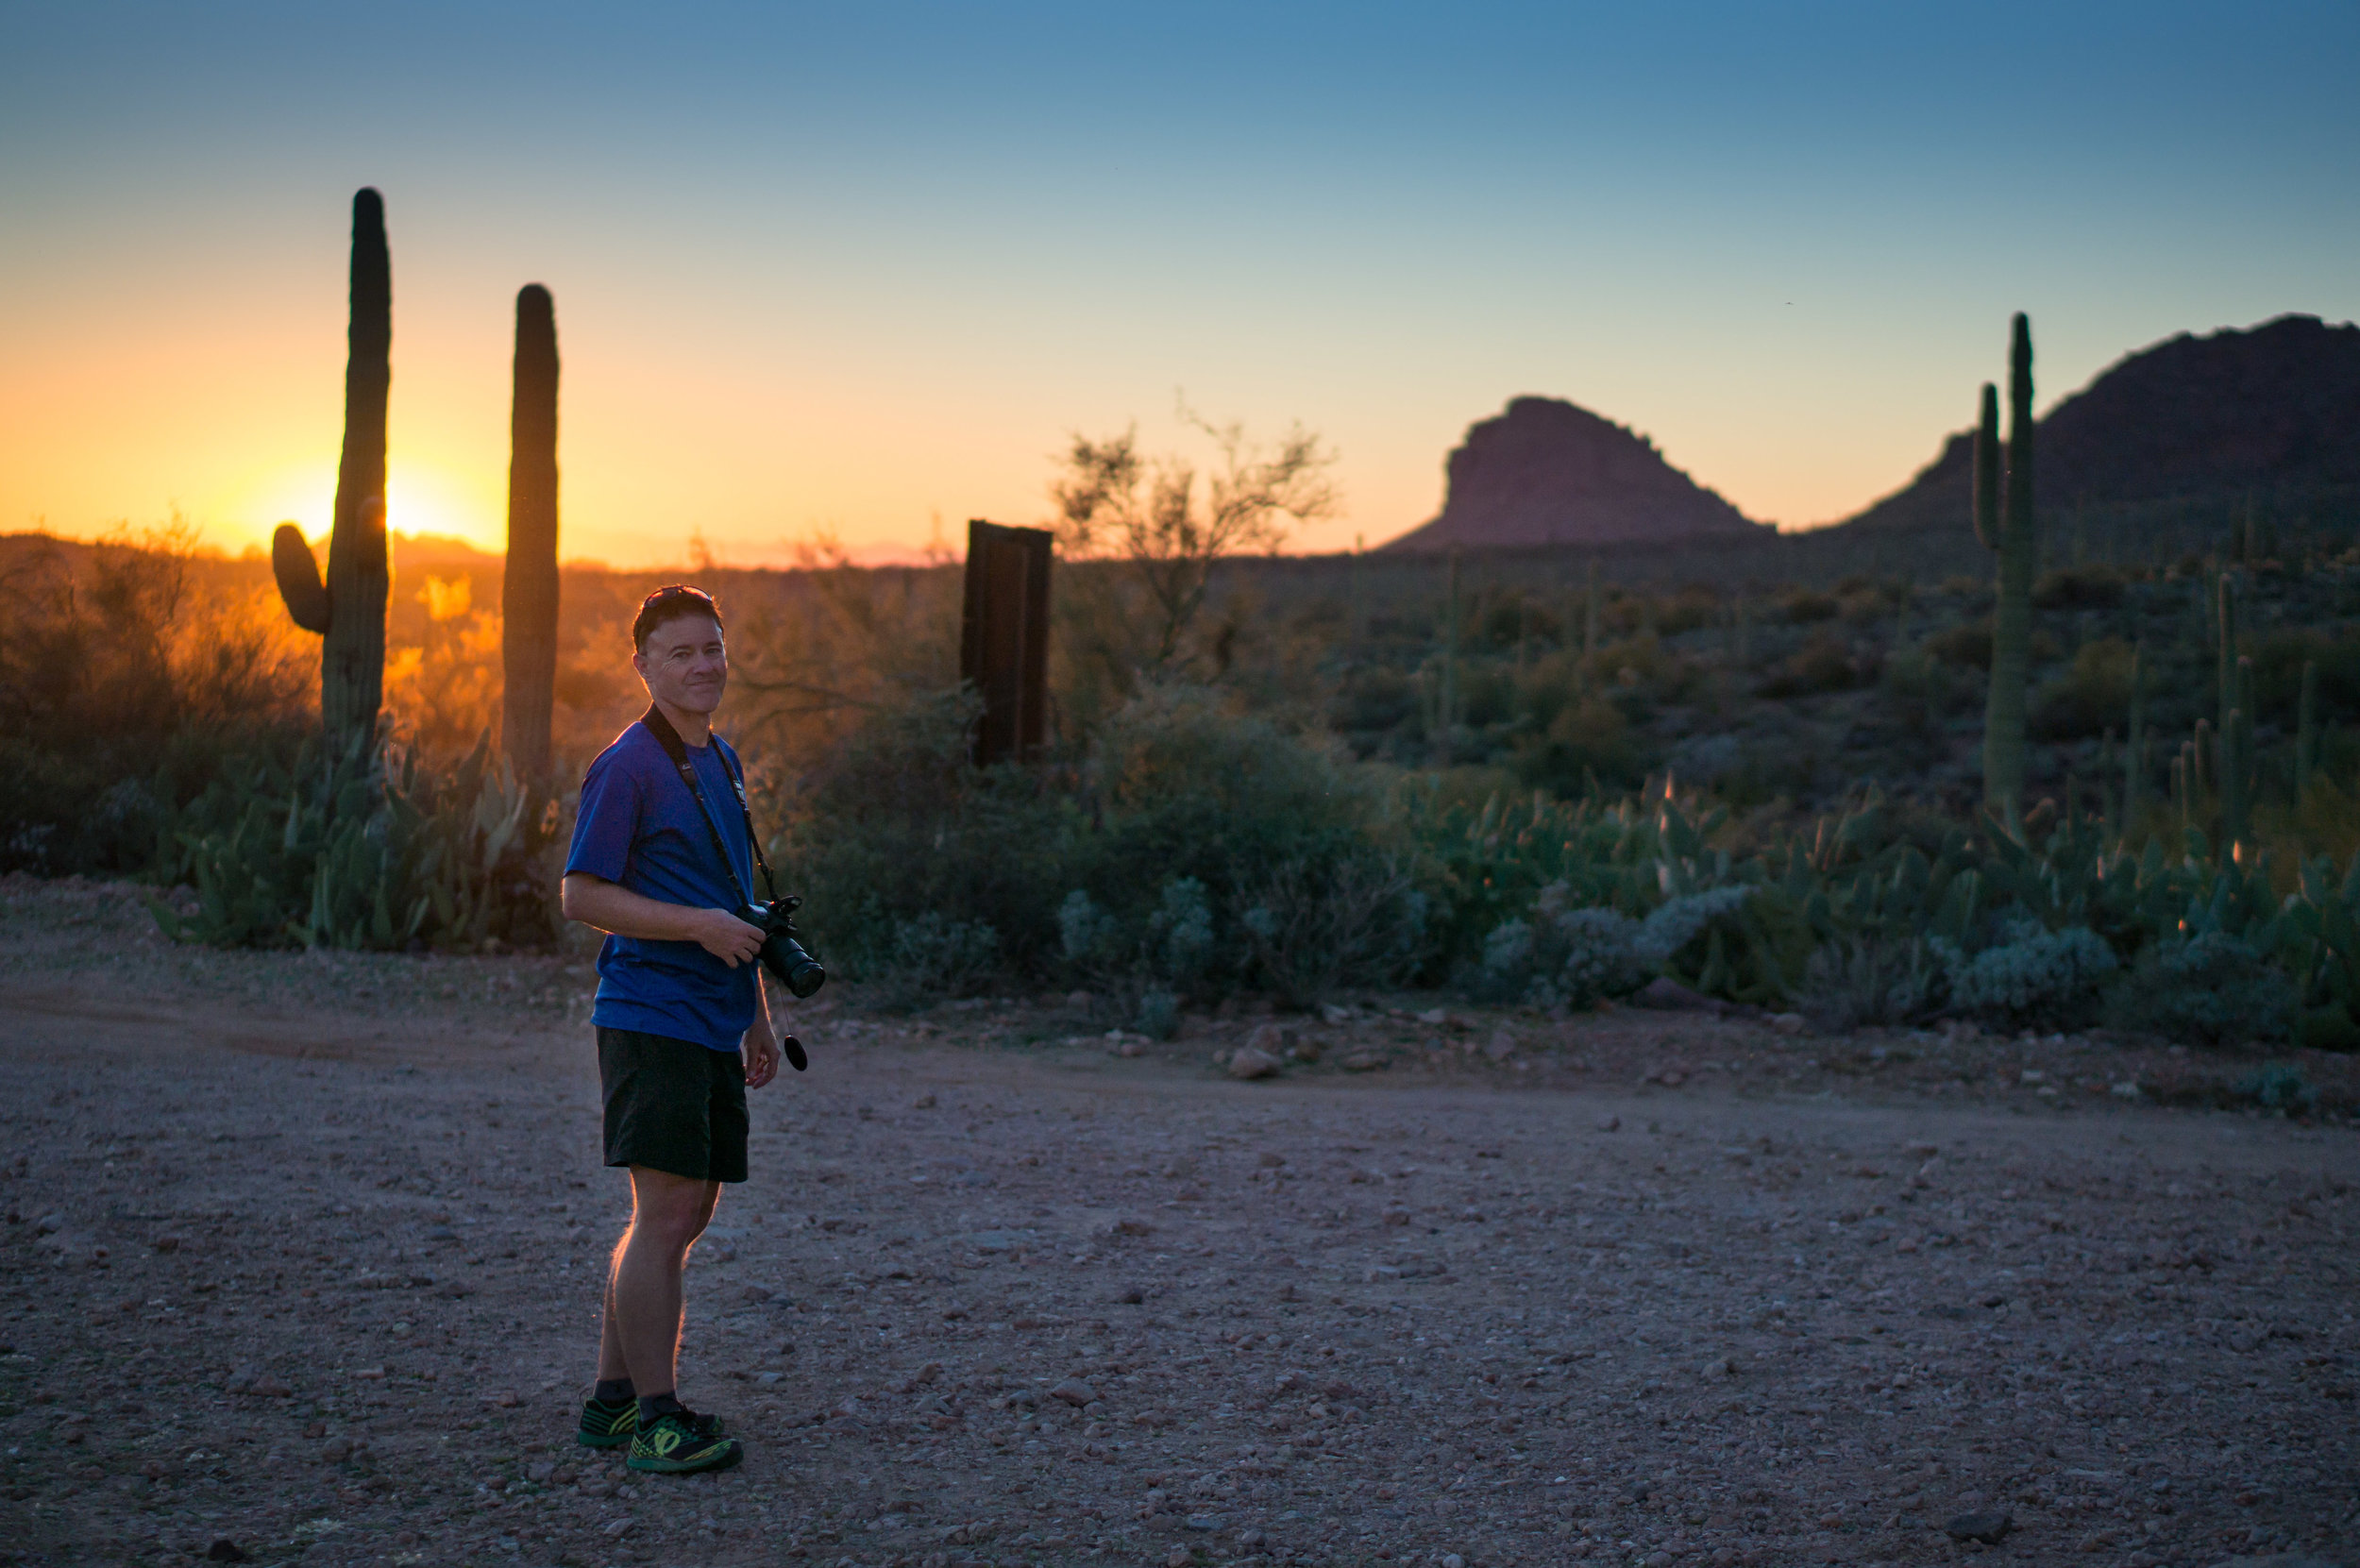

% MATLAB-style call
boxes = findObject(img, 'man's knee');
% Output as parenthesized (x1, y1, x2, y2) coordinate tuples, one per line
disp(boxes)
(629, 1169, 718, 1252)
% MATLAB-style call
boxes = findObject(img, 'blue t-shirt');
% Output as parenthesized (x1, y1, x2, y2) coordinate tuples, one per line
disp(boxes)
(565, 720, 759, 1052)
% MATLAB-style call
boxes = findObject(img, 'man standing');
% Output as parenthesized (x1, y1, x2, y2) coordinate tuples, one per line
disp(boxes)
(560, 585, 781, 1475)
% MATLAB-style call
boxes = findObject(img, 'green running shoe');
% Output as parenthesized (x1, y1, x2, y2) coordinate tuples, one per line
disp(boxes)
(627, 1410, 742, 1475)
(577, 1394, 637, 1449)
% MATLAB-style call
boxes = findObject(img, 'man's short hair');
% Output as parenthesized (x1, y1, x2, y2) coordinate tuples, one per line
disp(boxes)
(632, 585, 725, 652)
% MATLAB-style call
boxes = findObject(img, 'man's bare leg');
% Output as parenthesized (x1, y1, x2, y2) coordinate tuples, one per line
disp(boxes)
(599, 1167, 721, 1399)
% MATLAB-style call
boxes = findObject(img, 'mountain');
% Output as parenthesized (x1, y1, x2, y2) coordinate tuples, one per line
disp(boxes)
(1382, 396, 1767, 552)
(1844, 314, 2360, 532)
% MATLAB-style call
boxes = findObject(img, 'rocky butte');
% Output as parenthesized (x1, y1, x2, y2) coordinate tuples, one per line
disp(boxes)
(1842, 312, 2360, 532)
(1384, 395, 1768, 551)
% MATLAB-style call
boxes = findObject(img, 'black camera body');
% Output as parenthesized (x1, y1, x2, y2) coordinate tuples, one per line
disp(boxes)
(745, 895, 826, 999)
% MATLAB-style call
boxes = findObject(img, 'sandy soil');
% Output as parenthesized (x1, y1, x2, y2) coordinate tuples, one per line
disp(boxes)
(2, 877, 2357, 1568)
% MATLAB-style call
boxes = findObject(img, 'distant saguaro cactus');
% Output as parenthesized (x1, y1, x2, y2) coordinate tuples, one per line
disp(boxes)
(271, 187, 392, 750)
(501, 283, 561, 780)
(1979, 315, 2037, 827)
(2299, 658, 2321, 797)
(2123, 640, 2147, 821)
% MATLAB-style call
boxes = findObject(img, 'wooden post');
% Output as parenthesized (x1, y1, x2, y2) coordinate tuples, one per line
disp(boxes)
(960, 519, 1054, 765)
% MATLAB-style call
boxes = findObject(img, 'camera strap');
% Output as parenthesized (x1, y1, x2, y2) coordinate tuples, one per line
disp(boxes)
(639, 704, 782, 907)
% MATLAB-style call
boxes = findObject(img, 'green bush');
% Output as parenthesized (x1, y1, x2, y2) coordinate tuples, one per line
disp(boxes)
(1947, 921, 2117, 1030)
(2106, 932, 2294, 1047)
(2030, 637, 2136, 741)
(1472, 897, 1649, 1009)
(1799, 934, 1948, 1031)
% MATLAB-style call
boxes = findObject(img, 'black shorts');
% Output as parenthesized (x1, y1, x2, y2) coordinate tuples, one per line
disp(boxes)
(598, 1028, 749, 1184)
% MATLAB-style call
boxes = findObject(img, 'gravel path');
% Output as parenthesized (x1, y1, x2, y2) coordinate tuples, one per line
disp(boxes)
(1, 879, 2356, 1568)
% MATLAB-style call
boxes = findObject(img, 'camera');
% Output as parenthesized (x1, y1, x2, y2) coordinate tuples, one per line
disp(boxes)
(744, 895, 826, 998)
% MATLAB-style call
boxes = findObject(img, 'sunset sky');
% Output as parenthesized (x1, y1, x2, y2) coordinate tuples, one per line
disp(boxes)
(4, 3, 2355, 567)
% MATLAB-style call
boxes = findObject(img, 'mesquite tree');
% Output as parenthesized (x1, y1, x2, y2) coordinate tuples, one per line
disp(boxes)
(1978, 315, 2037, 827)
(271, 187, 391, 751)
(501, 283, 561, 779)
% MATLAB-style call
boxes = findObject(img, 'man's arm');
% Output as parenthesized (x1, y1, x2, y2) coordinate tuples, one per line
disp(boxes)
(561, 872, 765, 967)
(742, 971, 782, 1088)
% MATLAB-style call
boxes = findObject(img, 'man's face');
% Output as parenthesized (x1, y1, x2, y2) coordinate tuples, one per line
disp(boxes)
(632, 612, 728, 717)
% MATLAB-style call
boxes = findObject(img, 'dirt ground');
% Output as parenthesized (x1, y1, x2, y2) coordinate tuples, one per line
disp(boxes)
(2, 877, 2357, 1568)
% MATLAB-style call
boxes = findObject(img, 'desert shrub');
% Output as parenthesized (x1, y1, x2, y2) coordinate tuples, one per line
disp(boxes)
(1780, 588, 1839, 625)
(2105, 932, 2293, 1047)
(1472, 896, 1649, 1009)
(1511, 693, 1641, 797)
(1238, 853, 1429, 1006)
(862, 913, 1003, 1012)
(2031, 565, 2126, 609)
(1642, 886, 1805, 1006)
(1756, 632, 1867, 699)
(0, 530, 313, 876)
(2030, 637, 2136, 741)
(781, 687, 1080, 984)
(2234, 1063, 2318, 1112)
(1948, 922, 2117, 1030)
(1925, 618, 1994, 670)
(151, 731, 562, 952)
(1799, 934, 1949, 1032)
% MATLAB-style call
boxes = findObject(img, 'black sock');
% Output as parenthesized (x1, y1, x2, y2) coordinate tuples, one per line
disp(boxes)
(637, 1391, 683, 1425)
(594, 1377, 633, 1404)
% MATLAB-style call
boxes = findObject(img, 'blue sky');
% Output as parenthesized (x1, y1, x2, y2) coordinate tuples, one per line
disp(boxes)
(3, 1, 2353, 563)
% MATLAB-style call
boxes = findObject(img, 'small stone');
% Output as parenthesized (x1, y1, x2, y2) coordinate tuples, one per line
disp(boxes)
(1943, 1509, 2013, 1544)
(1050, 1377, 1098, 1407)
(204, 1543, 248, 1564)
(1381, 1206, 1411, 1226)
(1595, 1114, 1621, 1132)
(913, 1092, 936, 1109)
(741, 1284, 773, 1304)
(1418, 1007, 1449, 1025)
(1339, 1050, 1388, 1071)
(1653, 1066, 1688, 1087)
(1319, 1004, 1352, 1023)
(248, 1374, 291, 1398)
(1767, 1012, 1807, 1035)
(1633, 977, 1714, 1011)
(33, 1214, 61, 1236)
(1441, 1555, 1467, 1568)
(527, 1460, 556, 1482)
(319, 1437, 352, 1463)
(1115, 1286, 1145, 1305)
(1483, 1029, 1517, 1061)
(153, 1235, 180, 1254)
(1110, 1217, 1155, 1236)
(1257, 1152, 1286, 1168)
(1065, 989, 1093, 1008)
(1184, 1513, 1220, 1530)
(1227, 1047, 1282, 1080)
(1164, 1549, 1192, 1568)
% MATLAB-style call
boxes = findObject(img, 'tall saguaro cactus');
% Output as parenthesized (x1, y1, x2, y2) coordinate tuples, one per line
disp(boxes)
(501, 283, 561, 780)
(1979, 315, 2037, 827)
(271, 188, 392, 751)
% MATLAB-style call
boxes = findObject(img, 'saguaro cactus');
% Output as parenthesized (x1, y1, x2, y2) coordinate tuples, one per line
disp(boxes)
(2299, 659, 2321, 797)
(2123, 640, 2147, 822)
(500, 283, 561, 779)
(1979, 315, 2037, 826)
(272, 188, 391, 750)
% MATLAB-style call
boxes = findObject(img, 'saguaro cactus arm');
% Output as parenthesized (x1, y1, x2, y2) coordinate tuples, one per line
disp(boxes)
(271, 523, 330, 633)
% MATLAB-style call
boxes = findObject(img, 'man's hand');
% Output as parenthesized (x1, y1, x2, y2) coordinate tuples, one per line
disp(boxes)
(692, 907, 766, 968)
(742, 1026, 780, 1088)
